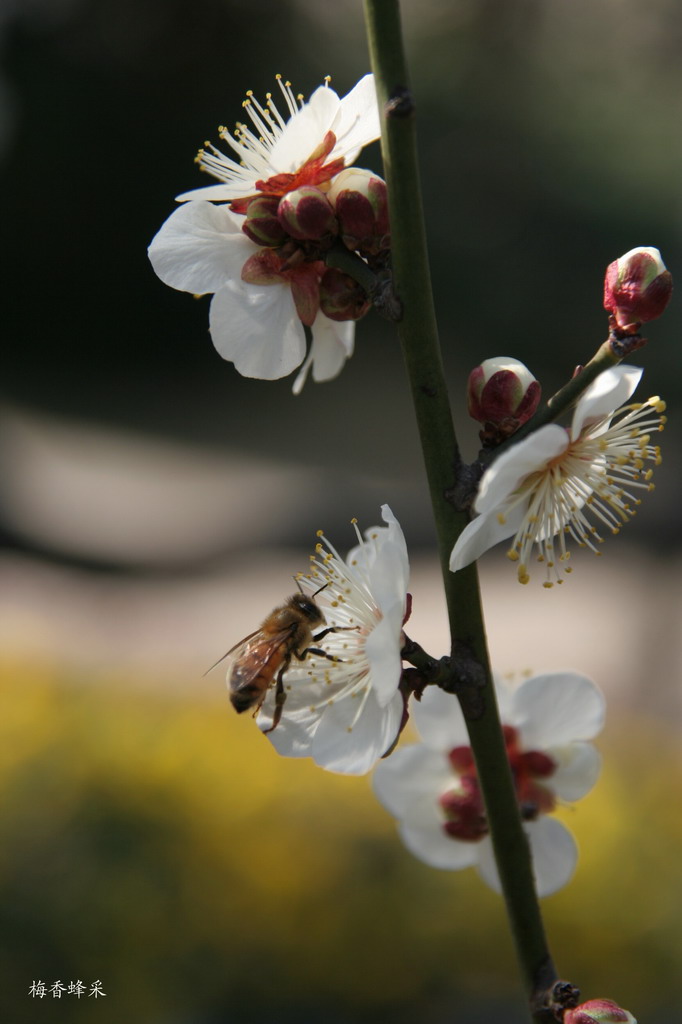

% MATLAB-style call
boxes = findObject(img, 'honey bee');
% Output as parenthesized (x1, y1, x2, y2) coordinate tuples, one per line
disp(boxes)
(218, 584, 342, 734)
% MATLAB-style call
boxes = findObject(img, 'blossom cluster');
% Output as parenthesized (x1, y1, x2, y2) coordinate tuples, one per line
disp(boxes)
(149, 75, 670, 1008)
(148, 75, 386, 393)
(229, 503, 606, 896)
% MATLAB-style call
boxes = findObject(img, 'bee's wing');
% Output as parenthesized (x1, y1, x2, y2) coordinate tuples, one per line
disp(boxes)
(225, 626, 295, 692)
(203, 629, 263, 677)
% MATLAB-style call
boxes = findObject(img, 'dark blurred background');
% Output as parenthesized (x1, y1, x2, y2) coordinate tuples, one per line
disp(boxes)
(2, 1, 682, 1022)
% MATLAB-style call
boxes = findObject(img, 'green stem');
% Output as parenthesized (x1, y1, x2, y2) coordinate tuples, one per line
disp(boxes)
(363, 1, 557, 1017)
(492, 336, 627, 460)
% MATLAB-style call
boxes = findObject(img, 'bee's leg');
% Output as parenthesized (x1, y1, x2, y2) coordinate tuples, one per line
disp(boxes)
(261, 662, 289, 735)
(301, 646, 343, 664)
(312, 625, 359, 642)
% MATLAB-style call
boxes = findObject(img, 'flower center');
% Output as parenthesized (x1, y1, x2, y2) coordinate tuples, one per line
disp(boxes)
(440, 726, 557, 842)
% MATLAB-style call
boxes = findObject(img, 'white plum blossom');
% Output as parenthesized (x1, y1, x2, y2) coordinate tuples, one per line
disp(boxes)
(450, 365, 666, 586)
(373, 672, 605, 896)
(177, 74, 381, 206)
(148, 75, 380, 392)
(258, 505, 410, 776)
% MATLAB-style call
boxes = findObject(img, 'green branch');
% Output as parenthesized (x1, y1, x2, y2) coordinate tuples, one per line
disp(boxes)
(491, 329, 645, 460)
(363, 1, 558, 1017)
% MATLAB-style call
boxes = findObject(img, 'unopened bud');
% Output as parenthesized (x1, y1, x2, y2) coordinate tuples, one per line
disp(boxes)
(604, 246, 672, 329)
(564, 999, 637, 1024)
(277, 186, 338, 242)
(241, 195, 288, 246)
(467, 356, 541, 436)
(327, 168, 390, 255)
(318, 268, 370, 321)
(240, 248, 285, 286)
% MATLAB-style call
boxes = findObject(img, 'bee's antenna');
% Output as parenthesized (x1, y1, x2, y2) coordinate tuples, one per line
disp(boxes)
(293, 575, 329, 600)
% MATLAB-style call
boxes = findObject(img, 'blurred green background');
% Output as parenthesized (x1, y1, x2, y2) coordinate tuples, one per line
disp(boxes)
(2, 0, 682, 1021)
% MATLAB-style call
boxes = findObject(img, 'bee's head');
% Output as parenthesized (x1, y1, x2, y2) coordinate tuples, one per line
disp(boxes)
(288, 590, 325, 625)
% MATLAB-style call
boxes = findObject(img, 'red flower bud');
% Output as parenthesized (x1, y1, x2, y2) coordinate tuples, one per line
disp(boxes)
(277, 186, 338, 242)
(603, 246, 672, 329)
(241, 195, 288, 246)
(327, 167, 390, 255)
(564, 998, 637, 1024)
(318, 267, 370, 322)
(467, 356, 541, 436)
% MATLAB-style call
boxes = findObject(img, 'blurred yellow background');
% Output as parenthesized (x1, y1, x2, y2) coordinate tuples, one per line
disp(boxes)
(2, 0, 682, 1021)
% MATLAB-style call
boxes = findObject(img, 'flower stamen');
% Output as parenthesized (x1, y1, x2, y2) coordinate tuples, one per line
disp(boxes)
(505, 395, 664, 585)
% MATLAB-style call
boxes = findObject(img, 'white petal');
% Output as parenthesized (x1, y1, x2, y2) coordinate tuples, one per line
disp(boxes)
(148, 201, 252, 294)
(310, 314, 354, 381)
(372, 745, 452, 817)
(208, 281, 306, 379)
(526, 818, 579, 896)
(330, 74, 381, 164)
(367, 537, 409, 616)
(475, 425, 569, 514)
(256, 669, 334, 755)
(269, 85, 341, 173)
(346, 514, 408, 589)
(490, 674, 517, 722)
(549, 742, 602, 801)
(449, 504, 525, 572)
(512, 672, 605, 748)
(175, 183, 247, 203)
(571, 364, 643, 439)
(292, 315, 355, 394)
(472, 835, 503, 892)
(311, 689, 403, 775)
(475, 818, 578, 897)
(412, 686, 469, 751)
(259, 703, 317, 759)
(396, 787, 481, 871)
(364, 613, 403, 707)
